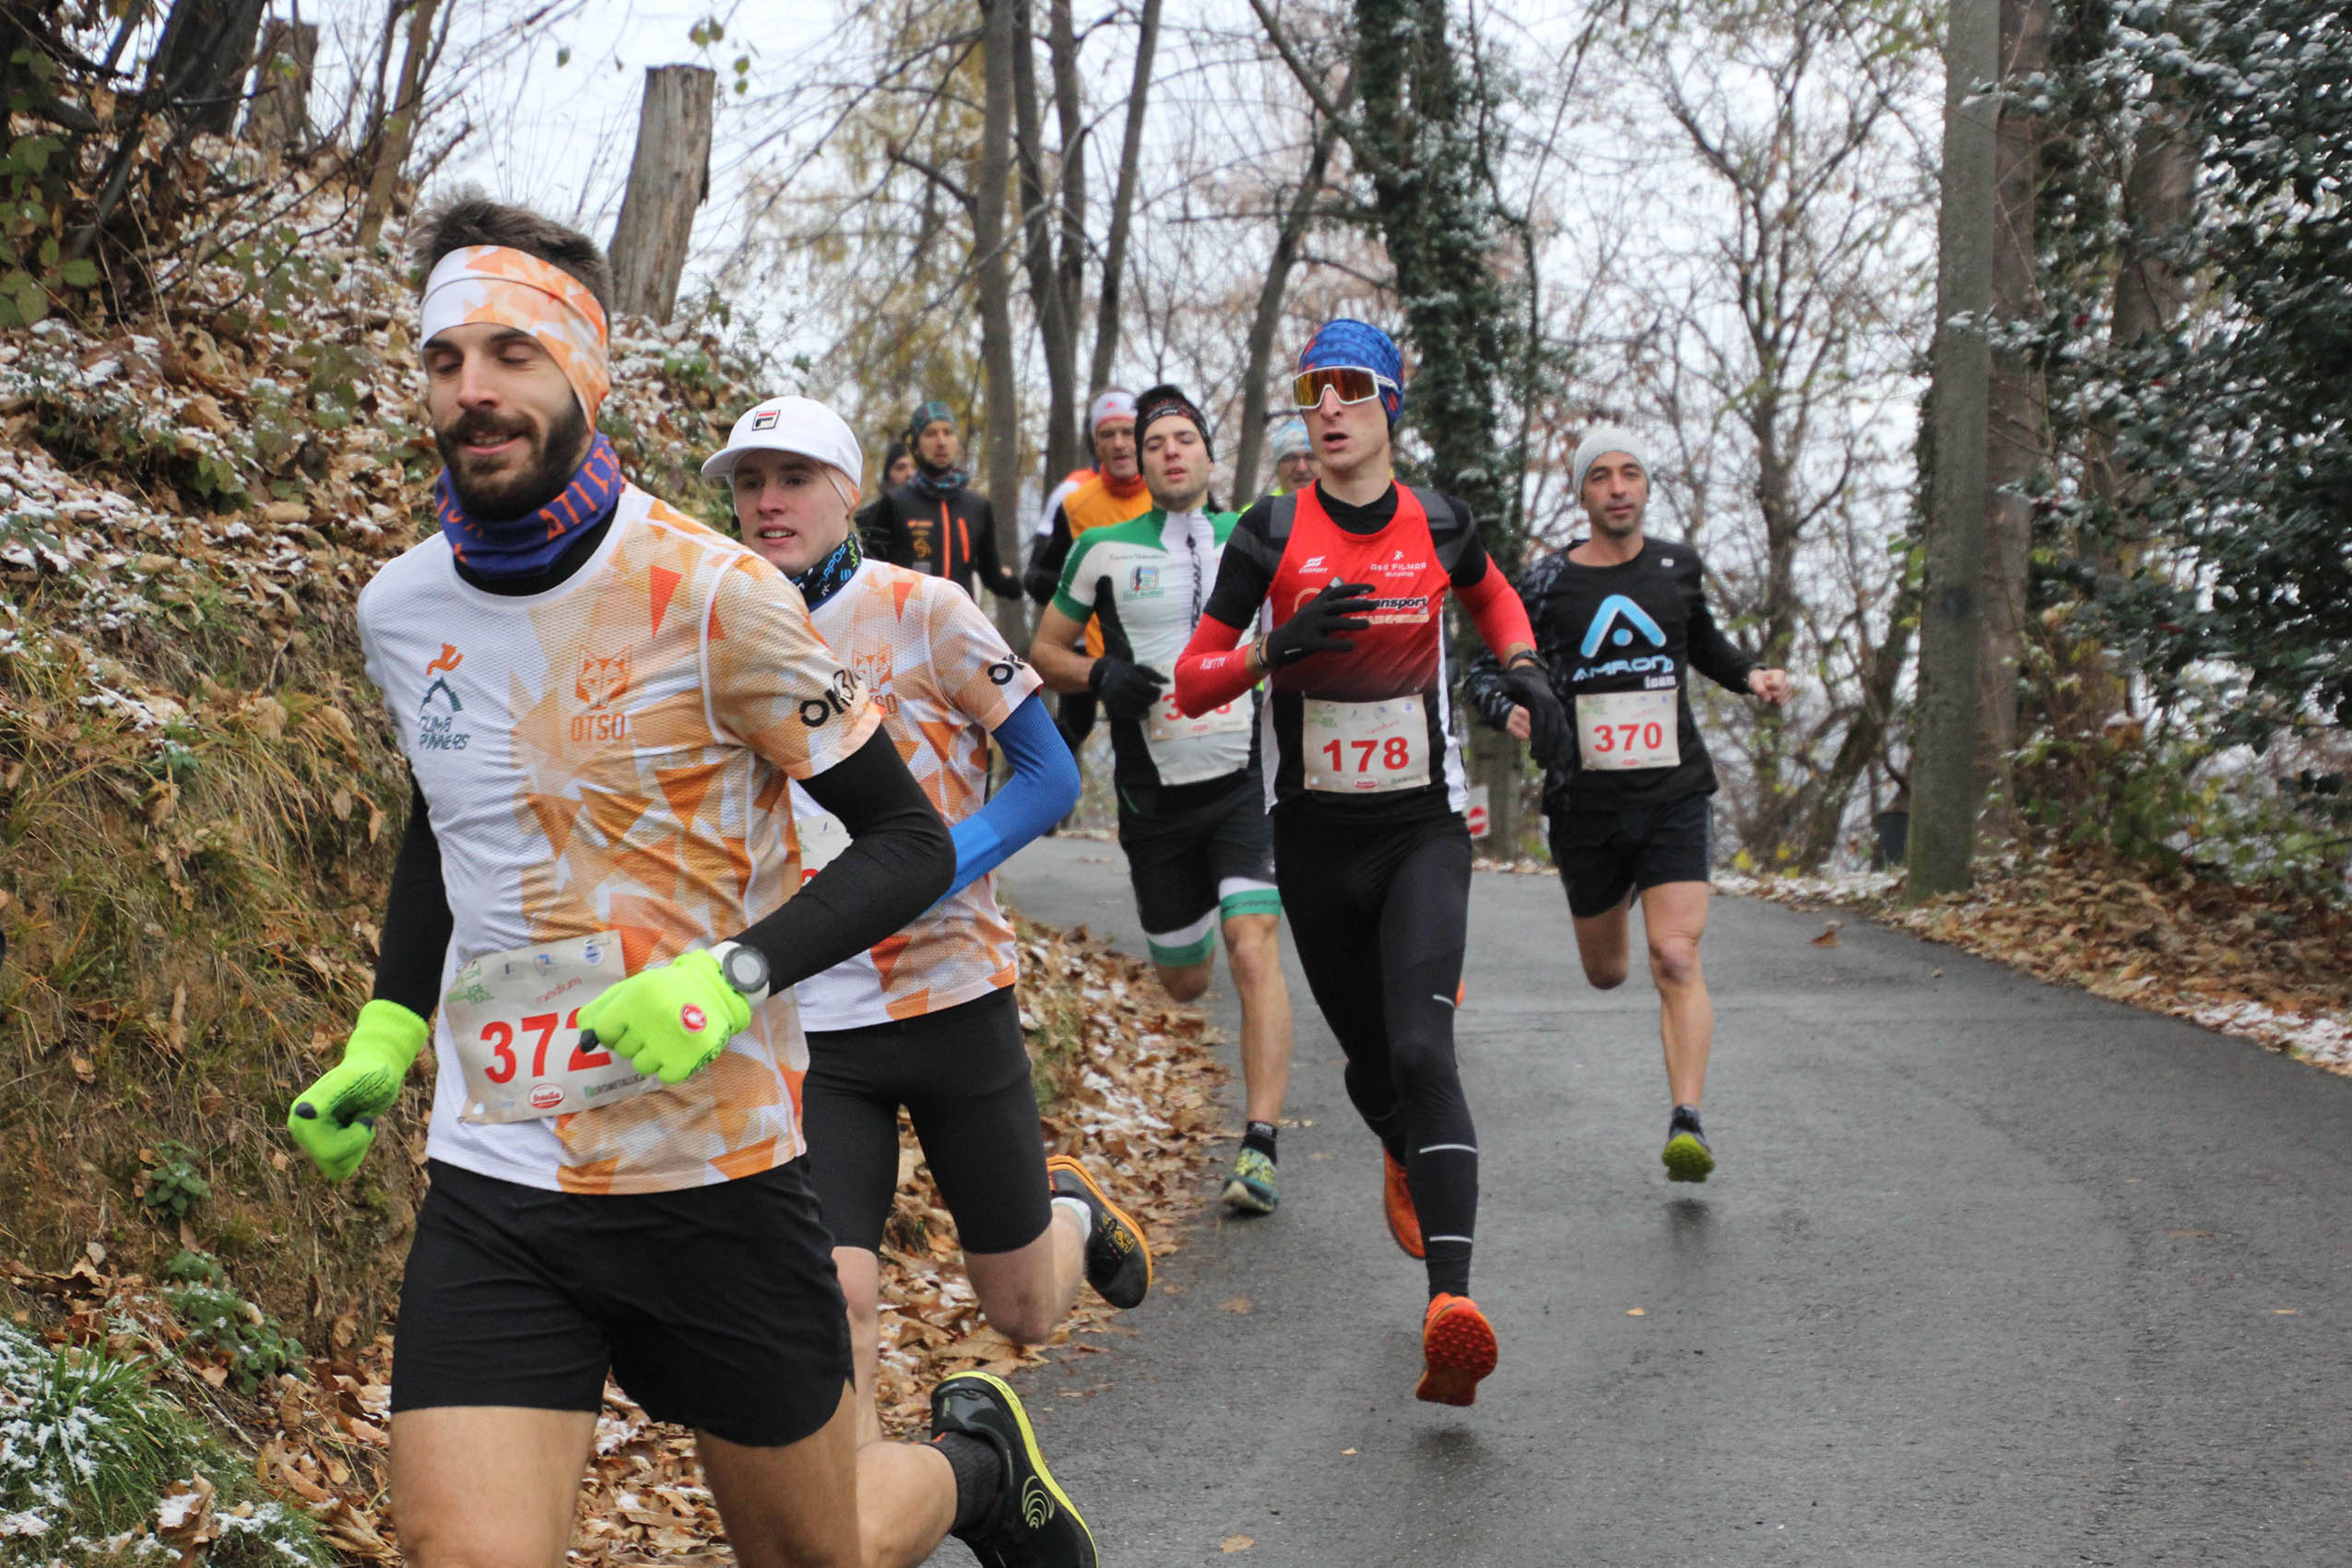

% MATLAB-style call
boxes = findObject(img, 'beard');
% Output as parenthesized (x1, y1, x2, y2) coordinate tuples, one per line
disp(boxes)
(435, 397, 591, 519)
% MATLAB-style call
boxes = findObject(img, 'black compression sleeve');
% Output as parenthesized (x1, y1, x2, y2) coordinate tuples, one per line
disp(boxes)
(1201, 498, 1281, 627)
(372, 778, 453, 1018)
(1023, 508, 1074, 604)
(973, 499, 1022, 598)
(727, 728, 954, 990)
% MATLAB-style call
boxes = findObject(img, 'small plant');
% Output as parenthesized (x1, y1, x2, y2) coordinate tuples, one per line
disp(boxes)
(138, 1141, 209, 1220)
(161, 1250, 226, 1289)
(0, 1319, 190, 1530)
(162, 1282, 304, 1393)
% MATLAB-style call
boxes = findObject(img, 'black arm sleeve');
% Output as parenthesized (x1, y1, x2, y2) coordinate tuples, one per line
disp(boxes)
(1023, 505, 1075, 604)
(1684, 563, 1756, 693)
(1461, 551, 1566, 730)
(726, 727, 954, 990)
(973, 497, 1022, 599)
(372, 778, 453, 1018)
(1200, 498, 1282, 628)
(867, 495, 915, 569)
(1435, 493, 1495, 587)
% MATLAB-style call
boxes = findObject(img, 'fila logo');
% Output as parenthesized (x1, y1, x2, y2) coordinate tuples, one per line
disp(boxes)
(1579, 595, 1668, 656)
(751, 410, 779, 430)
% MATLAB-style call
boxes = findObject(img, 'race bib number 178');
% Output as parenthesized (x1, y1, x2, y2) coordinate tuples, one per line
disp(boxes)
(1303, 696, 1432, 794)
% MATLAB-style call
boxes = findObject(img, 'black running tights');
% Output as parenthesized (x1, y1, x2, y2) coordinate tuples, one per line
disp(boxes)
(1272, 804, 1476, 1298)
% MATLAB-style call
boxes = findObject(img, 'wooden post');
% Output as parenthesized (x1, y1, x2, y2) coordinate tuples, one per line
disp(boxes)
(151, 0, 266, 135)
(609, 65, 717, 325)
(242, 18, 317, 152)
(1905, 0, 2001, 901)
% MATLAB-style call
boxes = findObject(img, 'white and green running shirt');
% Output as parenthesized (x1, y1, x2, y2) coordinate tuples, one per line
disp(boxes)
(1053, 506, 1259, 789)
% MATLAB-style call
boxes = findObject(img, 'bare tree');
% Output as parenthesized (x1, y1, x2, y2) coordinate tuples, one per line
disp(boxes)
(609, 65, 717, 325)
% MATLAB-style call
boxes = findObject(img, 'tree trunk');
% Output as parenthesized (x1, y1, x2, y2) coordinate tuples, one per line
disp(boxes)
(151, 0, 266, 136)
(1086, 0, 1163, 397)
(609, 65, 717, 325)
(1978, 0, 2051, 835)
(240, 18, 316, 151)
(1798, 573, 1922, 867)
(1232, 112, 1344, 501)
(356, 0, 442, 252)
(977, 0, 1027, 646)
(1907, 0, 2001, 900)
(1011, 18, 1080, 486)
(1047, 0, 1087, 473)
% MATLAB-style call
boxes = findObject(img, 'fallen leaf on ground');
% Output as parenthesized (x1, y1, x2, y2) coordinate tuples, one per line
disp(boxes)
(1218, 1295, 1252, 1315)
(1222, 1537, 1255, 1553)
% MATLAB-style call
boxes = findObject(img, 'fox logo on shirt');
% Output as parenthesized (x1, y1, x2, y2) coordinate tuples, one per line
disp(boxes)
(572, 653, 632, 743)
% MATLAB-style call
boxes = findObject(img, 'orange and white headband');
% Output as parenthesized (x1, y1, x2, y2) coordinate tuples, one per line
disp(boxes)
(420, 245, 611, 423)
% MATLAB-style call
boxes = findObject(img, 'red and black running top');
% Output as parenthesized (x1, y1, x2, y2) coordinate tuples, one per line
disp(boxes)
(1174, 481, 1535, 819)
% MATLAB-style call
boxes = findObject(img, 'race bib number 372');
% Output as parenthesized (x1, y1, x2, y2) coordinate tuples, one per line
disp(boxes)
(1303, 696, 1432, 794)
(443, 934, 658, 1124)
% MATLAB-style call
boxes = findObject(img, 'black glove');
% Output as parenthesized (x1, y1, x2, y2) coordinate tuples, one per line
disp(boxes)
(1504, 659, 1574, 769)
(1261, 580, 1374, 669)
(1089, 656, 1168, 723)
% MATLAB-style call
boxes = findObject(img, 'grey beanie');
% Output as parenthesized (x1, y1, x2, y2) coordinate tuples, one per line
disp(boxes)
(1571, 425, 1648, 500)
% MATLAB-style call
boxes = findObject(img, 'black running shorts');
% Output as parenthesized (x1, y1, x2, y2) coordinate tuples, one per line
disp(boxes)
(1115, 771, 1281, 967)
(1549, 791, 1714, 918)
(801, 985, 1053, 1256)
(391, 1157, 851, 1448)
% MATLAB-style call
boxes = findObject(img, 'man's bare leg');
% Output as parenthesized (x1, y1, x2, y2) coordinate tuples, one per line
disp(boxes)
(964, 1207, 1086, 1345)
(701, 1382, 955, 1568)
(1221, 912, 1293, 1126)
(1638, 880, 1713, 1107)
(1570, 888, 1636, 991)
(389, 1405, 598, 1568)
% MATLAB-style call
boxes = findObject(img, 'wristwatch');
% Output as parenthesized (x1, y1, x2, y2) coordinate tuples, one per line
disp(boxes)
(711, 940, 772, 1007)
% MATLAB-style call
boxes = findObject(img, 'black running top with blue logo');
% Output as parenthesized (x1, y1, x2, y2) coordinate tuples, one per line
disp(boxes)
(1463, 539, 1755, 813)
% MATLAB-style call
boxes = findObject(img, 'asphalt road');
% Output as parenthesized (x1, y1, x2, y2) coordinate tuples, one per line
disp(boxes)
(971, 835, 2350, 1567)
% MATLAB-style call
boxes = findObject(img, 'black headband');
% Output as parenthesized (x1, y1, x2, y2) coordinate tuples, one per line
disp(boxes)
(1134, 383, 1212, 462)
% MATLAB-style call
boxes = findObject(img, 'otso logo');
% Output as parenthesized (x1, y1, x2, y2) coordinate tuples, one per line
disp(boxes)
(1578, 595, 1667, 657)
(573, 653, 632, 743)
(987, 655, 1027, 687)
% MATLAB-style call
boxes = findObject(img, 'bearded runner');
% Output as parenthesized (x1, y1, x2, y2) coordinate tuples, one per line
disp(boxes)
(706, 394, 1149, 1489)
(1029, 383, 1298, 1218)
(867, 399, 1022, 602)
(1172, 322, 1571, 1406)
(283, 198, 1094, 1568)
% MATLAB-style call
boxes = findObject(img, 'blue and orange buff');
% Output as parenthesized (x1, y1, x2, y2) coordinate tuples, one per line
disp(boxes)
(1299, 318, 1404, 423)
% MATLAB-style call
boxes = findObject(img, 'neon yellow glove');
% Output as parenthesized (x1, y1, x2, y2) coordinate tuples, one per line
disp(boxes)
(573, 949, 751, 1087)
(287, 999, 428, 1180)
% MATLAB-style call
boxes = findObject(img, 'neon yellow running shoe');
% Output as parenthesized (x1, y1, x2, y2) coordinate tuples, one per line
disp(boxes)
(1662, 1104, 1715, 1183)
(1223, 1148, 1280, 1213)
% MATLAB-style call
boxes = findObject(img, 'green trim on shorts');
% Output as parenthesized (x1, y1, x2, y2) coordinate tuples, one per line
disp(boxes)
(1147, 929, 1218, 968)
(1218, 887, 1282, 921)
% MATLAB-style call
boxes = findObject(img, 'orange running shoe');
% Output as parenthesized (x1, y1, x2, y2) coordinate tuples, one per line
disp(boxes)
(1415, 1293, 1498, 1407)
(1382, 1149, 1424, 1259)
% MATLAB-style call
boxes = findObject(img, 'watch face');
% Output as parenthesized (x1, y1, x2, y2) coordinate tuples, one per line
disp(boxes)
(725, 947, 769, 993)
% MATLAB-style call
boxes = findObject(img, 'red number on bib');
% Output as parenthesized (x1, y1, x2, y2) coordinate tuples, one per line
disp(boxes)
(564, 1006, 612, 1070)
(1322, 738, 1344, 772)
(480, 1020, 516, 1083)
(1644, 722, 1664, 749)
(1383, 736, 1411, 770)
(521, 1012, 561, 1077)
(1591, 724, 1614, 752)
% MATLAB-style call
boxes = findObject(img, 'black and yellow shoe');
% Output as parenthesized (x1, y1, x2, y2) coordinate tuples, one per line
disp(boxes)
(1662, 1104, 1715, 1183)
(1046, 1153, 1152, 1308)
(931, 1371, 1098, 1568)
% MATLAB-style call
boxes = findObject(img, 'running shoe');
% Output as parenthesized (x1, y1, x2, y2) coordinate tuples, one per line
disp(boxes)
(1662, 1104, 1715, 1183)
(932, 1371, 1099, 1568)
(1046, 1154, 1152, 1308)
(1223, 1148, 1280, 1214)
(1380, 1148, 1425, 1259)
(1415, 1293, 1498, 1407)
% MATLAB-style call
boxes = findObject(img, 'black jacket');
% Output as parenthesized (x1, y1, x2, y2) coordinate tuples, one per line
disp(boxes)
(862, 478, 1021, 601)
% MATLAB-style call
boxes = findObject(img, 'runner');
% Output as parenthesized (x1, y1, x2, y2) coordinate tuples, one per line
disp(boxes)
(703, 392, 1151, 1445)
(867, 400, 1022, 602)
(285, 200, 1095, 1568)
(1025, 391, 1152, 753)
(1464, 426, 1791, 1184)
(1266, 417, 1316, 497)
(1027, 384, 1297, 1216)
(1170, 324, 1570, 1405)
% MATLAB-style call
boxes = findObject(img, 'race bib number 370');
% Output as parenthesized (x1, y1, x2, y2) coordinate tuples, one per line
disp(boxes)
(1303, 696, 1431, 794)
(1577, 688, 1680, 772)
(443, 934, 657, 1124)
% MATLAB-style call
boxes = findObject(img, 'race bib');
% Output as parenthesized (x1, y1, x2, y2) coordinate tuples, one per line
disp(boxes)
(795, 807, 851, 884)
(1577, 689, 1680, 772)
(1303, 696, 1431, 794)
(1147, 676, 1251, 745)
(443, 934, 656, 1125)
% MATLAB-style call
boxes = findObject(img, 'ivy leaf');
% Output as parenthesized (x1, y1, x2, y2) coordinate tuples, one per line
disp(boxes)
(57, 258, 98, 289)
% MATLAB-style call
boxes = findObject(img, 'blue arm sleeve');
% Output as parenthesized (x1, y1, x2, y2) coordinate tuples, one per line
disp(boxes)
(942, 691, 1081, 901)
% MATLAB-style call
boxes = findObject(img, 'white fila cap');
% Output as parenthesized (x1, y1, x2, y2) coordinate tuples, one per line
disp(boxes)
(703, 395, 864, 490)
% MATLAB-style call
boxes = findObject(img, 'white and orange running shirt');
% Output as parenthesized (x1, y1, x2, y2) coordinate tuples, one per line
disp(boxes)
(357, 484, 879, 1195)
(789, 559, 1041, 1030)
